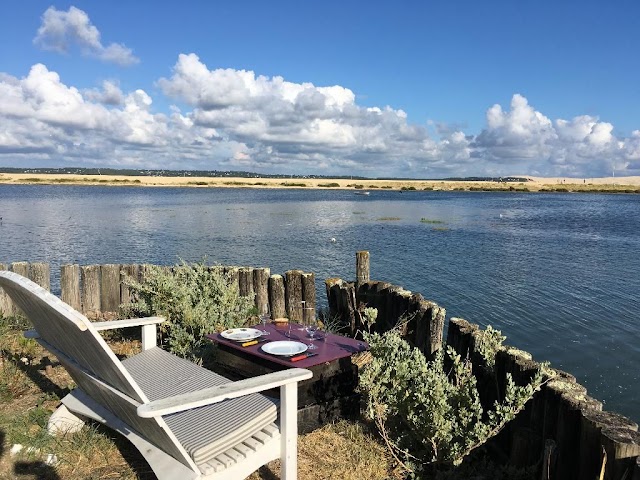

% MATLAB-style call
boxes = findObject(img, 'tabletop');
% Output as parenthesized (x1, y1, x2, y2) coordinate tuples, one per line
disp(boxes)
(207, 323, 369, 368)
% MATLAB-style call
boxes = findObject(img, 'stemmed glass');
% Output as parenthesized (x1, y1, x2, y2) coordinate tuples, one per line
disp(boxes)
(303, 302, 318, 350)
(258, 304, 271, 336)
(305, 321, 318, 350)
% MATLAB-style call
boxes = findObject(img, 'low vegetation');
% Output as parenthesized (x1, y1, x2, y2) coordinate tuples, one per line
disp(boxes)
(420, 218, 445, 224)
(121, 261, 254, 362)
(359, 326, 544, 476)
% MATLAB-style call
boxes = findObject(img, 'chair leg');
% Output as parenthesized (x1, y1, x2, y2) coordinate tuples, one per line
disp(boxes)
(280, 382, 298, 480)
(47, 403, 86, 435)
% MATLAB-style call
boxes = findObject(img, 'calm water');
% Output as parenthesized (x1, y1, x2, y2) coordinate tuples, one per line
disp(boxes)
(0, 185, 638, 420)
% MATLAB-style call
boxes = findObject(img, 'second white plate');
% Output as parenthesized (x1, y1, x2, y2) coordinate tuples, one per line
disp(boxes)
(220, 328, 263, 342)
(262, 341, 308, 356)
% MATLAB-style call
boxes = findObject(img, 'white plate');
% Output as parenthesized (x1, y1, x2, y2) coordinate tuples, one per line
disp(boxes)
(220, 328, 263, 342)
(261, 341, 308, 356)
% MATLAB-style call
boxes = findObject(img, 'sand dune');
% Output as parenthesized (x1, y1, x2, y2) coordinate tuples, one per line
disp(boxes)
(1, 172, 639, 191)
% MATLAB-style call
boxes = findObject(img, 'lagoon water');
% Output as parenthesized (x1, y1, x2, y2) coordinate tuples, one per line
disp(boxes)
(0, 184, 638, 420)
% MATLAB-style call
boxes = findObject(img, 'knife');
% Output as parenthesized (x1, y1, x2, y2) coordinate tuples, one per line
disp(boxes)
(290, 352, 319, 362)
(241, 338, 269, 347)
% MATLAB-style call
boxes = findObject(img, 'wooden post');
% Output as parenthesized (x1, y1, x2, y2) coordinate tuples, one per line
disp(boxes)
(601, 427, 640, 480)
(8, 262, 29, 316)
(338, 282, 358, 334)
(100, 264, 121, 316)
(238, 267, 254, 299)
(542, 379, 587, 444)
(356, 250, 370, 286)
(10, 261, 29, 278)
(253, 267, 270, 313)
(633, 455, 640, 480)
(446, 317, 478, 359)
(269, 274, 286, 320)
(325, 278, 343, 318)
(405, 293, 425, 345)
(0, 263, 12, 316)
(61, 264, 82, 311)
(29, 262, 50, 291)
(285, 270, 304, 322)
(120, 264, 140, 306)
(301, 272, 316, 323)
(555, 392, 603, 480)
(224, 266, 239, 290)
(81, 265, 101, 319)
(579, 410, 638, 480)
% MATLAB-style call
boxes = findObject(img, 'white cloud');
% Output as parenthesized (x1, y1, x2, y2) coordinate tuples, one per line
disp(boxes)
(33, 6, 139, 66)
(1, 56, 640, 177)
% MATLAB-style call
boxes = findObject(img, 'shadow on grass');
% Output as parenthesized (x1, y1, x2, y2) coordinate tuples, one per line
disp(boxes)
(2, 351, 70, 400)
(0, 430, 61, 480)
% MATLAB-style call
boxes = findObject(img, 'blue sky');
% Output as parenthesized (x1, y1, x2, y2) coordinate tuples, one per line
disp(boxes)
(1, 1, 639, 178)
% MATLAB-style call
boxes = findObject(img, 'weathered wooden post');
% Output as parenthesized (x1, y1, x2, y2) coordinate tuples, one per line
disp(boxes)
(61, 264, 82, 311)
(268, 274, 286, 319)
(324, 278, 343, 318)
(555, 391, 602, 480)
(578, 410, 638, 480)
(120, 264, 140, 306)
(601, 427, 640, 480)
(446, 317, 478, 359)
(253, 267, 270, 313)
(29, 262, 50, 291)
(356, 250, 370, 286)
(81, 265, 101, 319)
(224, 266, 239, 289)
(100, 264, 121, 316)
(301, 272, 316, 323)
(0, 263, 11, 316)
(10, 262, 29, 278)
(285, 270, 304, 322)
(238, 267, 254, 299)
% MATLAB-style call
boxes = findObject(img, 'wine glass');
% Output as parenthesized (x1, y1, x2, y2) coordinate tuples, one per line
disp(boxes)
(305, 322, 319, 350)
(258, 304, 271, 336)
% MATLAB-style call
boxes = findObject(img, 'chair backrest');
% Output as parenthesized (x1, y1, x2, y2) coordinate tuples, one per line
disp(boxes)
(0, 271, 197, 469)
(0, 271, 147, 402)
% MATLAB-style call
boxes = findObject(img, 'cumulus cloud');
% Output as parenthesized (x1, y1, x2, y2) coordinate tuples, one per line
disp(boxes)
(33, 6, 139, 66)
(1, 56, 640, 177)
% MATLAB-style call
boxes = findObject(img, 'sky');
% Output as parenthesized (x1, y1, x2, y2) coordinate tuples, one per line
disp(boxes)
(1, 1, 639, 178)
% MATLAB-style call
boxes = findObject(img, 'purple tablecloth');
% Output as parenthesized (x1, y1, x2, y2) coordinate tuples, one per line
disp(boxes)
(206, 323, 368, 368)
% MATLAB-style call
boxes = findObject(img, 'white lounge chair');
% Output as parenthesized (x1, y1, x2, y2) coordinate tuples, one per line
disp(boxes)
(0, 271, 312, 480)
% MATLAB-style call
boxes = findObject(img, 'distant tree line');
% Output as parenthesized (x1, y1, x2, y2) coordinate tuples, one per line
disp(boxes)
(0, 167, 530, 183)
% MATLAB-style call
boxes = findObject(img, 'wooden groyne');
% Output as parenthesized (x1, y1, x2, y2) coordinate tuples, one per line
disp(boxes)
(2, 253, 639, 478)
(0, 261, 316, 321)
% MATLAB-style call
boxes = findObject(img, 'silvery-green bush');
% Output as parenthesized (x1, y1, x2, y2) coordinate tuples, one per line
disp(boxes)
(360, 329, 542, 472)
(122, 261, 254, 362)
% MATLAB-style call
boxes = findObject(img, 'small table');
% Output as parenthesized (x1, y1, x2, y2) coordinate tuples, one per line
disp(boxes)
(207, 323, 368, 433)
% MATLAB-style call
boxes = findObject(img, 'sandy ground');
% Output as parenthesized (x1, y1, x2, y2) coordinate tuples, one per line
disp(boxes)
(1, 172, 640, 190)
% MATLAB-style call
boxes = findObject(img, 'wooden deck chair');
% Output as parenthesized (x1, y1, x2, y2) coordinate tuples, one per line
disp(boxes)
(0, 271, 312, 480)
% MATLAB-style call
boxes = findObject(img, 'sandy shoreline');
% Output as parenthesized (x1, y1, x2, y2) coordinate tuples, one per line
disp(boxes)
(1, 172, 640, 192)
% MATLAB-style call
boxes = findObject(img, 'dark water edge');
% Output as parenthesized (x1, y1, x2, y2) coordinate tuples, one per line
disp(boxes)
(0, 184, 638, 421)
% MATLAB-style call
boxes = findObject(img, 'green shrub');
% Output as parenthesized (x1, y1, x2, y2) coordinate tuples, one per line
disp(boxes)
(474, 325, 506, 369)
(360, 329, 543, 472)
(318, 182, 340, 187)
(121, 261, 254, 362)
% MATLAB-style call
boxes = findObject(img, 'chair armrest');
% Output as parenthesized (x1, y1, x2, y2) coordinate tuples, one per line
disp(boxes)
(137, 368, 313, 418)
(92, 316, 166, 331)
(93, 316, 165, 351)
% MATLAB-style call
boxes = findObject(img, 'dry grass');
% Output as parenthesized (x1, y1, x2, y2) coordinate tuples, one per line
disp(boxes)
(0, 316, 398, 479)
